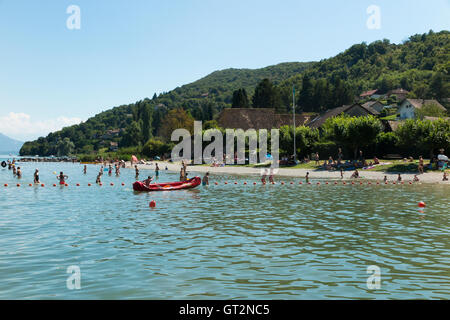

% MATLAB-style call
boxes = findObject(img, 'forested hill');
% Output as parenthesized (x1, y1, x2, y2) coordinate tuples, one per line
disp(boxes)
(20, 30, 449, 157)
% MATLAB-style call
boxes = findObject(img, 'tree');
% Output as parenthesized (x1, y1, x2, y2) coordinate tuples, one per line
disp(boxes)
(429, 72, 449, 100)
(56, 138, 75, 156)
(159, 108, 195, 141)
(323, 115, 383, 159)
(120, 121, 143, 147)
(298, 75, 314, 111)
(415, 102, 447, 119)
(252, 79, 283, 112)
(232, 88, 250, 108)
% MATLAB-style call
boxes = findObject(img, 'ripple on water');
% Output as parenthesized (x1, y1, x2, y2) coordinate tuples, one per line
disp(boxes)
(0, 162, 449, 299)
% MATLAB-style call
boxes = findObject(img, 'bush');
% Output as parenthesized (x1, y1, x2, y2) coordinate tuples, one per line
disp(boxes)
(142, 138, 173, 158)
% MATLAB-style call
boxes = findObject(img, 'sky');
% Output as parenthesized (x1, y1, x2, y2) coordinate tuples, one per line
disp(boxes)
(0, 0, 449, 141)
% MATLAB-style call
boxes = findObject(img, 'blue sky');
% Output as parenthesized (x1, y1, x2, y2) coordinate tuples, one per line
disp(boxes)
(0, 0, 449, 140)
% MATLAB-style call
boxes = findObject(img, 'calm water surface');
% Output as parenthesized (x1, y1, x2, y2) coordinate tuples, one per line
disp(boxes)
(0, 158, 449, 299)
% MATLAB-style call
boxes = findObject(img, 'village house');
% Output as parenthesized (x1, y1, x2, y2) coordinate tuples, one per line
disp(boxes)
(109, 142, 119, 152)
(307, 103, 380, 129)
(362, 101, 385, 113)
(217, 108, 315, 131)
(359, 89, 382, 100)
(386, 88, 410, 101)
(398, 99, 446, 119)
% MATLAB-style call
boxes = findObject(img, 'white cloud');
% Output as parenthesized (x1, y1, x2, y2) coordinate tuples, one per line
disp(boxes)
(0, 112, 82, 141)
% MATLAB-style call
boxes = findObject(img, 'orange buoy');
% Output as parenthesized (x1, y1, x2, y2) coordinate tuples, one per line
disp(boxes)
(290, 182, 294, 185)
(360, 182, 363, 185)
(121, 183, 125, 186)
(317, 182, 320, 185)
(65, 184, 68, 187)
(409, 182, 412, 185)
(88, 183, 91, 186)
(224, 182, 228, 185)
(76, 183, 80, 186)
(299, 182, 303, 185)
(99, 183, 102, 186)
(244, 182, 247, 185)
(41, 184, 45, 187)
(214, 182, 218, 185)
(307, 182, 311, 185)
(17, 183, 20, 187)
(53, 184, 57, 187)
(4, 184, 8, 187)
(253, 182, 257, 185)
(234, 182, 237, 185)
(110, 183, 114, 186)
(281, 182, 285, 185)
(343, 182, 346, 185)
(334, 182, 338, 185)
(351, 182, 355, 185)
(149, 200, 156, 208)
(418, 201, 426, 208)
(29, 183, 33, 187)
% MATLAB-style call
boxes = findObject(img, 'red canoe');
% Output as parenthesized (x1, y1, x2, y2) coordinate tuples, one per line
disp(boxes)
(133, 176, 201, 192)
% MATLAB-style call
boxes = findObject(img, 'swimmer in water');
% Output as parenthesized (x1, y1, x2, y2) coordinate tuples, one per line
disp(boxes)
(305, 172, 309, 183)
(34, 169, 40, 184)
(57, 172, 68, 185)
(383, 175, 388, 182)
(413, 175, 419, 182)
(108, 165, 112, 176)
(16, 167, 22, 179)
(397, 174, 402, 182)
(202, 172, 209, 186)
(96, 173, 102, 184)
(83, 165, 87, 174)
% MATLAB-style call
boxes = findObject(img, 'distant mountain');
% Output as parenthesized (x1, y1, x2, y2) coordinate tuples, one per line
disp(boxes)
(0, 133, 23, 154)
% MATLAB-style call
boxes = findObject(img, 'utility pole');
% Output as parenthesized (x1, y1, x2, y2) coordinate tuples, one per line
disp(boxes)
(293, 85, 297, 163)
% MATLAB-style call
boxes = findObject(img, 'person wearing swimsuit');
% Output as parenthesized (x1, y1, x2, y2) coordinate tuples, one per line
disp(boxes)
(34, 169, 40, 184)
(57, 172, 68, 185)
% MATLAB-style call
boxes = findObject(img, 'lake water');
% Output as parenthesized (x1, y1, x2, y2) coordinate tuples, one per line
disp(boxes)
(0, 157, 449, 299)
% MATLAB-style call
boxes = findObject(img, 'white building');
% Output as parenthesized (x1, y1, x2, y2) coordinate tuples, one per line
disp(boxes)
(398, 99, 446, 119)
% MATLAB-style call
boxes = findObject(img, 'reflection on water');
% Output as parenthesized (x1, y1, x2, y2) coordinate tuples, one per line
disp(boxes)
(0, 160, 449, 299)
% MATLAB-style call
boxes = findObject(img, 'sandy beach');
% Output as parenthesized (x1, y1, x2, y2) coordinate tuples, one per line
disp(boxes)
(129, 161, 450, 184)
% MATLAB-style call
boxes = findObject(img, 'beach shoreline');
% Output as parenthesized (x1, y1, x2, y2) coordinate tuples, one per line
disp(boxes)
(130, 161, 450, 184)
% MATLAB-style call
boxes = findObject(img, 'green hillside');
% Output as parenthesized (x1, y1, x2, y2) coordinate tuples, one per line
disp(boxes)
(20, 30, 449, 157)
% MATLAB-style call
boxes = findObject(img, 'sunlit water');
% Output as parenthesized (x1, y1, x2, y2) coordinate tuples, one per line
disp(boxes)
(0, 157, 449, 299)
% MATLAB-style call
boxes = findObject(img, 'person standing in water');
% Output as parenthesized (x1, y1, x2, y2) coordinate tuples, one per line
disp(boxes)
(397, 174, 402, 182)
(16, 167, 22, 179)
(305, 172, 310, 183)
(34, 169, 40, 184)
(57, 172, 68, 185)
(155, 163, 160, 178)
(96, 173, 102, 184)
(83, 165, 87, 174)
(135, 165, 139, 179)
(202, 172, 209, 186)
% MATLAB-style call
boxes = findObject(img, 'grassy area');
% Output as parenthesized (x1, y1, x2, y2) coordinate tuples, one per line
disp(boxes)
(379, 114, 398, 121)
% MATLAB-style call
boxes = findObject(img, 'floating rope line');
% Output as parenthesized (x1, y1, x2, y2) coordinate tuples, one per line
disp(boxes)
(1, 181, 418, 187)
